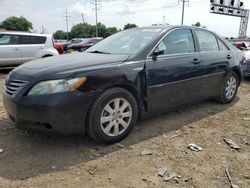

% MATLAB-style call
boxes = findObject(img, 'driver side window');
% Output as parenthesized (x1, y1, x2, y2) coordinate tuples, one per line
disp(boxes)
(154, 29, 195, 55)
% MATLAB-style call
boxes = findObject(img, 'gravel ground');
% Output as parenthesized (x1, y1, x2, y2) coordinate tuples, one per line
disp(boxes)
(0, 69, 249, 188)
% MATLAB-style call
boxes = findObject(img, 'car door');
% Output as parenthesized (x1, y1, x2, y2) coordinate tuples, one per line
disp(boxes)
(146, 28, 202, 112)
(0, 34, 21, 66)
(194, 29, 233, 97)
(19, 35, 47, 63)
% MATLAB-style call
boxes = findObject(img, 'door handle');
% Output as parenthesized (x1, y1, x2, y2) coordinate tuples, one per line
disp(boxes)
(191, 58, 200, 65)
(226, 55, 232, 59)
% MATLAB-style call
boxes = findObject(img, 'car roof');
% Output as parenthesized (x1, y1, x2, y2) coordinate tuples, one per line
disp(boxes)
(129, 25, 212, 33)
(0, 31, 51, 37)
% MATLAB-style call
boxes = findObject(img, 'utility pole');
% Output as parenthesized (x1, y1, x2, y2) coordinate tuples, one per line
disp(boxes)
(63, 9, 71, 40)
(82, 13, 85, 24)
(41, 26, 45, 34)
(91, 0, 101, 37)
(179, 0, 189, 25)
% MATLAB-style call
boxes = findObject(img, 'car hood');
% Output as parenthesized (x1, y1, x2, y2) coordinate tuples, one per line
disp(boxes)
(12, 52, 130, 77)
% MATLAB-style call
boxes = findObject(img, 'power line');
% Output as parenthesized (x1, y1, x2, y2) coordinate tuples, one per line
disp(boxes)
(91, 0, 101, 37)
(63, 9, 71, 40)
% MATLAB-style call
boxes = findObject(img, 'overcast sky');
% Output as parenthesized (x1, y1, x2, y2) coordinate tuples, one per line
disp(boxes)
(1, 0, 250, 37)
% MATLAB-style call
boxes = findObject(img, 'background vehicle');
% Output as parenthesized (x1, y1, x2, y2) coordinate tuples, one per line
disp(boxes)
(67, 37, 103, 52)
(0, 32, 58, 66)
(55, 43, 64, 54)
(243, 50, 250, 77)
(61, 38, 85, 52)
(230, 40, 250, 78)
(3, 26, 244, 144)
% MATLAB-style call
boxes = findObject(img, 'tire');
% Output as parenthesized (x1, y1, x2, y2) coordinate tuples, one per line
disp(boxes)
(215, 71, 239, 104)
(87, 88, 138, 144)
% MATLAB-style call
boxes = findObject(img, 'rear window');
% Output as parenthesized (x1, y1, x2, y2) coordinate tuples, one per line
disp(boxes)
(0, 34, 18, 45)
(196, 30, 219, 52)
(19, 35, 47, 45)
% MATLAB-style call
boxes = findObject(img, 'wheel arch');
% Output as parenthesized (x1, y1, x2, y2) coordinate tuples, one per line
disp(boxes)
(42, 54, 53, 58)
(105, 84, 144, 118)
(231, 67, 242, 84)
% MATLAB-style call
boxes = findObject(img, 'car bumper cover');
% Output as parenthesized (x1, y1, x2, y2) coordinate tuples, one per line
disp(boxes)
(3, 90, 98, 135)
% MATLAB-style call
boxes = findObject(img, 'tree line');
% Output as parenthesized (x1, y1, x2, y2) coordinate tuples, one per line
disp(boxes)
(54, 23, 137, 40)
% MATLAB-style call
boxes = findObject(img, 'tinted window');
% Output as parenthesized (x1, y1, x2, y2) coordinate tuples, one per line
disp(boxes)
(86, 28, 162, 55)
(196, 30, 219, 52)
(218, 39, 229, 51)
(155, 29, 195, 55)
(0, 34, 18, 45)
(19, 35, 46, 45)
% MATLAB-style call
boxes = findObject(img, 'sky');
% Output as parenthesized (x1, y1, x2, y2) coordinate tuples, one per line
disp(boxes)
(0, 0, 250, 37)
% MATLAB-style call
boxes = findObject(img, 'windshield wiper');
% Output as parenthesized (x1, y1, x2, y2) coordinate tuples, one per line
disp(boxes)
(88, 50, 111, 54)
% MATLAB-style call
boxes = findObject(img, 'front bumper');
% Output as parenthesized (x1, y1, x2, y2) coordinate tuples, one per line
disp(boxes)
(3, 90, 98, 135)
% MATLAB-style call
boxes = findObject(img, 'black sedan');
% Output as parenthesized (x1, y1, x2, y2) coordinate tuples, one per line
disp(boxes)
(3, 26, 245, 144)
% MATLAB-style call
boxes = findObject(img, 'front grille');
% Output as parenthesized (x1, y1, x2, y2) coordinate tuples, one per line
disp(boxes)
(4, 79, 29, 96)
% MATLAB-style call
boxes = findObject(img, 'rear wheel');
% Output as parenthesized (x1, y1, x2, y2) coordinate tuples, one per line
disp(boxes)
(215, 71, 239, 104)
(87, 88, 138, 144)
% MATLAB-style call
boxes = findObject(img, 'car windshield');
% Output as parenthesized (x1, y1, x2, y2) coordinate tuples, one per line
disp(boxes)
(85, 28, 163, 55)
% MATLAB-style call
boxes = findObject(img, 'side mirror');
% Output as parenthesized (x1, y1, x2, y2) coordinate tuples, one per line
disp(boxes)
(152, 50, 164, 61)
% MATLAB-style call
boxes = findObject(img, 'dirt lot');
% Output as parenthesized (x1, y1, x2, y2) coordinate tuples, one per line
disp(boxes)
(0, 70, 249, 188)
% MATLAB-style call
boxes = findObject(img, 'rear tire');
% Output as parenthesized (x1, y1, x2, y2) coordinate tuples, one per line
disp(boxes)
(87, 88, 138, 144)
(215, 71, 239, 104)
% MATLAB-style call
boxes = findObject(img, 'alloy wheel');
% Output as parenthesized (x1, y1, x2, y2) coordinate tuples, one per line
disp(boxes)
(225, 76, 237, 100)
(100, 98, 133, 137)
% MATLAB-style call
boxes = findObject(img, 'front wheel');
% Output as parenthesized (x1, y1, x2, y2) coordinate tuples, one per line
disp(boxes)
(215, 72, 239, 104)
(87, 88, 138, 144)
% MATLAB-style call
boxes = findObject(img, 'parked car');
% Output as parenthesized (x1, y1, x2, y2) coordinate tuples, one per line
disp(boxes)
(67, 38, 103, 52)
(3, 26, 244, 144)
(0, 32, 59, 66)
(243, 50, 250, 77)
(230, 41, 250, 78)
(61, 38, 85, 52)
(55, 43, 64, 55)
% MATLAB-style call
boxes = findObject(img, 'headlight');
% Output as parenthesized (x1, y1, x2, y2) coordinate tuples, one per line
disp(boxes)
(28, 77, 87, 96)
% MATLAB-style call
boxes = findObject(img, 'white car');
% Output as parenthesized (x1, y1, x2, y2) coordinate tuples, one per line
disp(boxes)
(0, 31, 59, 66)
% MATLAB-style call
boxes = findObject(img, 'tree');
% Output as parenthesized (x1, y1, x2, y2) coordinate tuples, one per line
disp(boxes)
(71, 23, 96, 38)
(192, 22, 206, 28)
(70, 23, 119, 39)
(106, 27, 118, 37)
(53, 30, 68, 40)
(123, 23, 137, 30)
(0, 16, 33, 31)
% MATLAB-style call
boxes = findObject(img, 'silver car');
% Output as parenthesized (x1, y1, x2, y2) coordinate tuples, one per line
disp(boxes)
(0, 31, 59, 66)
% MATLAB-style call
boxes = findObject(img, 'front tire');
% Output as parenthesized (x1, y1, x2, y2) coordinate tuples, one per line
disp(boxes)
(87, 88, 138, 144)
(215, 71, 239, 104)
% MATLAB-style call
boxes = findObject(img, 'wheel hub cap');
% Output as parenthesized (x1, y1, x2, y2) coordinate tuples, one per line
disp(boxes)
(225, 76, 237, 100)
(100, 98, 132, 137)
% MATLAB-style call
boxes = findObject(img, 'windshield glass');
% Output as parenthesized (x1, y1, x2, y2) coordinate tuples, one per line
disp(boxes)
(85, 28, 163, 55)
